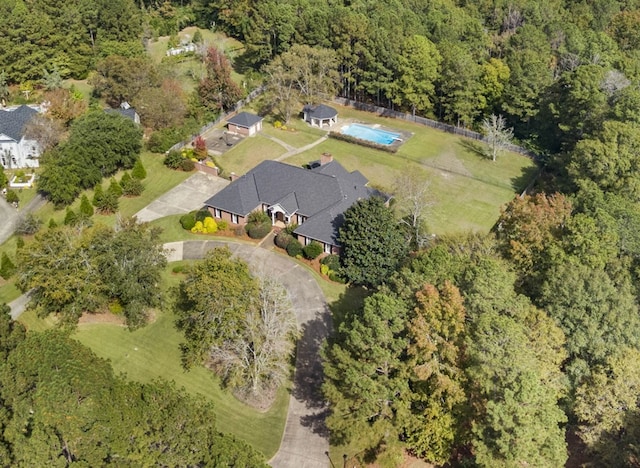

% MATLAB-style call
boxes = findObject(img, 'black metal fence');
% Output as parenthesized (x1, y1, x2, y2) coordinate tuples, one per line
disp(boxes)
(332, 97, 538, 160)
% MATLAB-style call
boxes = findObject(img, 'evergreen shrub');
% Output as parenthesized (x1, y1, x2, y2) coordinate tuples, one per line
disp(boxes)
(303, 241, 323, 259)
(286, 239, 303, 257)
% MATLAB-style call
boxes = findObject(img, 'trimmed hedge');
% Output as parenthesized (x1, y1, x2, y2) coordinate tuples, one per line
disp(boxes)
(164, 150, 183, 169)
(180, 212, 197, 230)
(181, 159, 195, 172)
(195, 209, 213, 222)
(321, 254, 340, 270)
(247, 222, 271, 239)
(275, 231, 293, 249)
(328, 131, 398, 153)
(303, 241, 323, 260)
(286, 239, 303, 257)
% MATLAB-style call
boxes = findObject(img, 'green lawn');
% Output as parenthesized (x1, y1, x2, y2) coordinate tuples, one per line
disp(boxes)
(148, 27, 247, 94)
(280, 103, 537, 234)
(34, 151, 190, 228)
(219, 102, 537, 234)
(219, 134, 286, 175)
(67, 262, 288, 459)
(260, 117, 327, 148)
(0, 152, 191, 305)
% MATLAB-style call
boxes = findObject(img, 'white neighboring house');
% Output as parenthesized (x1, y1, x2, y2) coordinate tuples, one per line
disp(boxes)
(0, 105, 41, 169)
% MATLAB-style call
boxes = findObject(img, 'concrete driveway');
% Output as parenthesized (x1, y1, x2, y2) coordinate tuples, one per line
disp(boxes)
(135, 172, 229, 223)
(164, 241, 331, 468)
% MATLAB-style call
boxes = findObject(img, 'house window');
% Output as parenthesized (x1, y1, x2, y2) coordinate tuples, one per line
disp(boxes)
(231, 213, 238, 224)
(214, 208, 222, 218)
(305, 237, 312, 246)
(324, 243, 331, 254)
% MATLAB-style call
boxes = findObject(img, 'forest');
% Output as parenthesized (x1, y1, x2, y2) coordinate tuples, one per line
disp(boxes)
(2, 0, 640, 466)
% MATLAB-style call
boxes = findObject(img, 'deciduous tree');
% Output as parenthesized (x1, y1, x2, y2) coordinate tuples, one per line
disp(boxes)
(405, 282, 467, 464)
(393, 171, 433, 249)
(175, 247, 259, 367)
(540, 262, 640, 388)
(482, 114, 514, 161)
(210, 275, 297, 395)
(197, 46, 243, 113)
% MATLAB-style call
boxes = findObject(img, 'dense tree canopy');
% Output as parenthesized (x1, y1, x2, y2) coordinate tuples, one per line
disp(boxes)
(0, 330, 266, 466)
(0, 0, 142, 83)
(175, 248, 297, 397)
(38, 111, 142, 207)
(17, 220, 166, 329)
(339, 197, 407, 288)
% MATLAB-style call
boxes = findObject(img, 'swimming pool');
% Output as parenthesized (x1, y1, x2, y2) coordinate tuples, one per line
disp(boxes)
(341, 123, 401, 145)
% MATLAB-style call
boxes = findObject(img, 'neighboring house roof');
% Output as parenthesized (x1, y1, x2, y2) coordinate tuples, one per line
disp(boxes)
(204, 159, 384, 246)
(0, 105, 38, 142)
(105, 107, 139, 122)
(303, 104, 338, 120)
(227, 112, 263, 128)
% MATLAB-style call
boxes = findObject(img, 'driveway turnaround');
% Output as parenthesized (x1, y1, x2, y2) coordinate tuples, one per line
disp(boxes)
(134, 172, 229, 223)
(164, 241, 331, 468)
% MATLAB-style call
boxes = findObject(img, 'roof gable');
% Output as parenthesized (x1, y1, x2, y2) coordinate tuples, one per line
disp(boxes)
(0, 105, 38, 142)
(227, 112, 263, 128)
(303, 104, 337, 119)
(205, 159, 382, 246)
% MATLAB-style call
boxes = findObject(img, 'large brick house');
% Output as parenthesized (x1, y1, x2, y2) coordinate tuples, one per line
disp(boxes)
(204, 153, 386, 253)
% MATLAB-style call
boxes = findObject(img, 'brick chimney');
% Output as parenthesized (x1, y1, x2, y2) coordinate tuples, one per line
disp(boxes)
(230, 172, 239, 181)
(320, 152, 333, 166)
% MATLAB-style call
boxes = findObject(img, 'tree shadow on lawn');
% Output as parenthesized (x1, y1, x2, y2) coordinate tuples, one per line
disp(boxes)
(458, 139, 490, 160)
(511, 164, 541, 193)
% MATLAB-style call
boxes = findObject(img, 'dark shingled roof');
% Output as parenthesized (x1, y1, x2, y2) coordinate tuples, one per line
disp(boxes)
(303, 104, 338, 120)
(105, 107, 139, 122)
(272, 191, 299, 214)
(205, 159, 382, 246)
(0, 105, 38, 142)
(227, 112, 263, 128)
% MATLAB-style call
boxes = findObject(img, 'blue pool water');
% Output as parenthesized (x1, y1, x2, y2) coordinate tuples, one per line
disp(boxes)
(341, 123, 401, 145)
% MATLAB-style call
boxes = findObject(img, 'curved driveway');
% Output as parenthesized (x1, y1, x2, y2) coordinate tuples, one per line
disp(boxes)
(164, 241, 331, 468)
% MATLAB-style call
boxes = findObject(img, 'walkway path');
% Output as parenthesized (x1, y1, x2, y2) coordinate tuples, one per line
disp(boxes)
(164, 240, 331, 468)
(266, 134, 330, 162)
(8, 174, 332, 467)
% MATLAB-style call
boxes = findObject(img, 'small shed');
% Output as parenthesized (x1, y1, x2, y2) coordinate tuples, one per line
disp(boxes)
(226, 112, 263, 136)
(303, 104, 338, 128)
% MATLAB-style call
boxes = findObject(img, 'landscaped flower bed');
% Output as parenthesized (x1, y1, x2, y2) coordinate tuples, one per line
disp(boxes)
(9, 171, 35, 188)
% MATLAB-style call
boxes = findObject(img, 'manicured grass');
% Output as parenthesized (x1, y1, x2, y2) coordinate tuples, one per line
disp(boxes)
(0, 281, 20, 305)
(1, 153, 192, 302)
(16, 308, 56, 332)
(280, 104, 537, 234)
(72, 262, 288, 459)
(219, 101, 536, 234)
(261, 118, 327, 149)
(34, 151, 191, 228)
(219, 134, 286, 175)
(73, 312, 288, 459)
